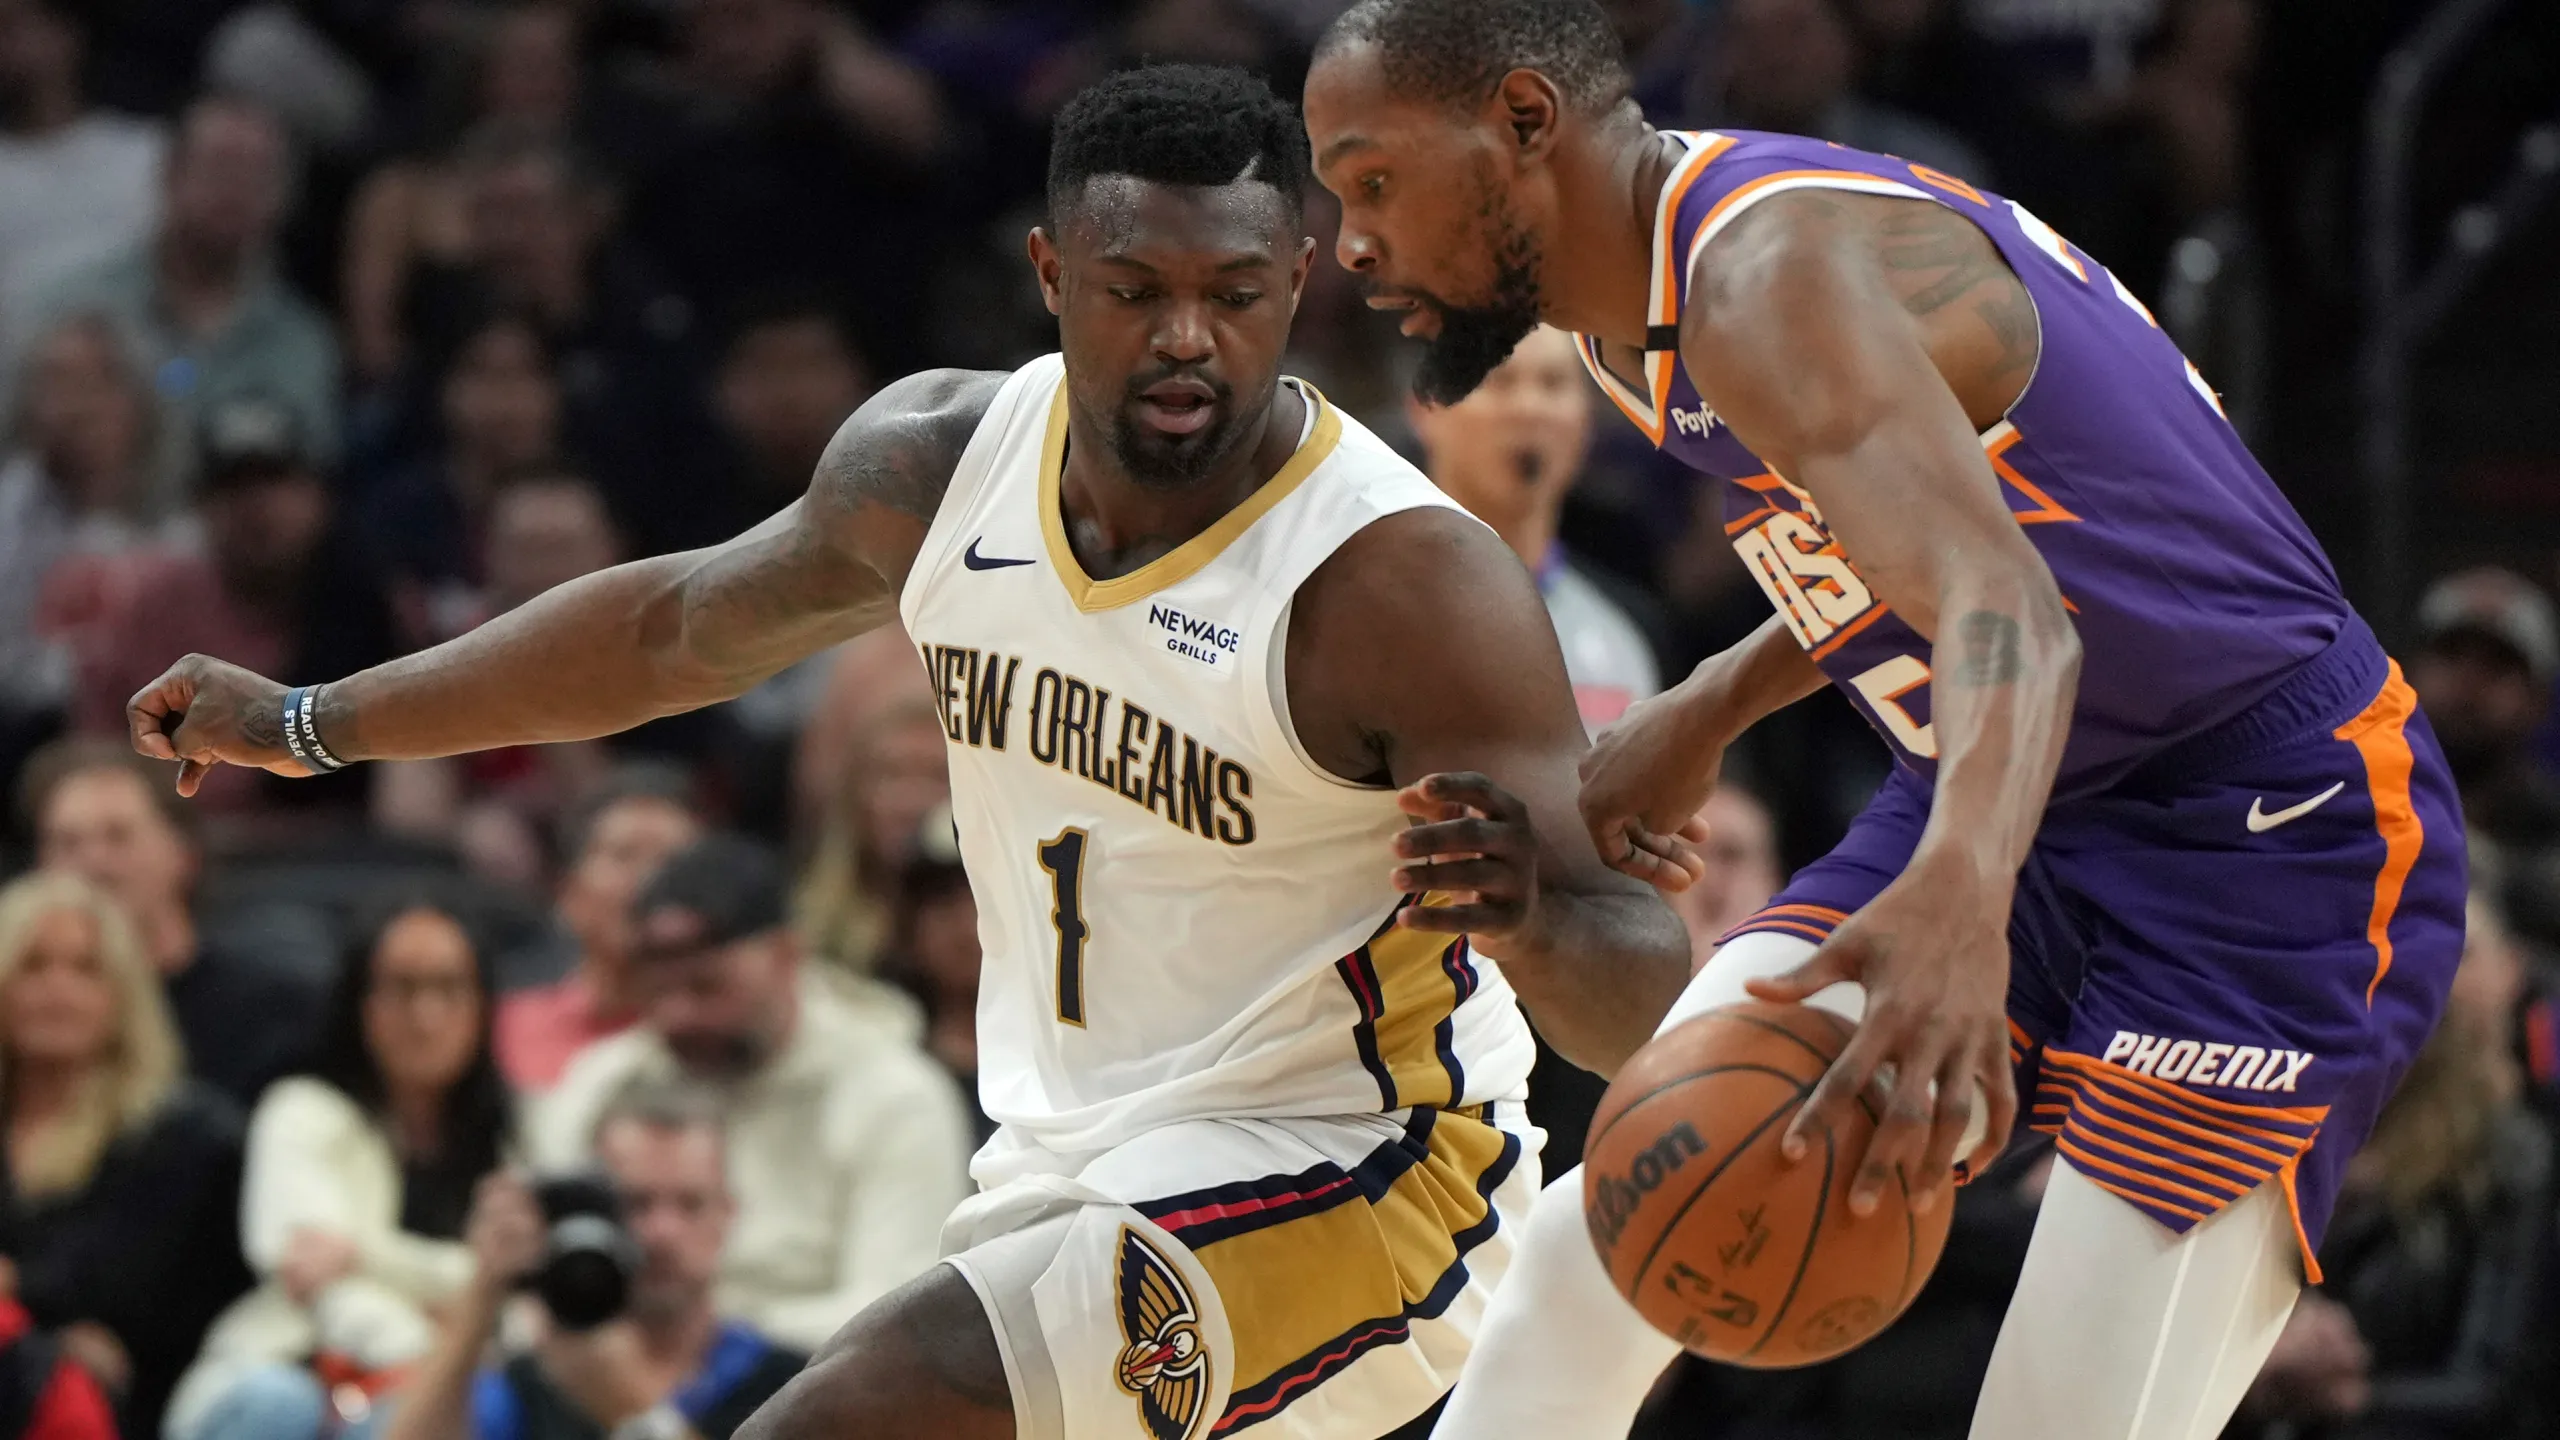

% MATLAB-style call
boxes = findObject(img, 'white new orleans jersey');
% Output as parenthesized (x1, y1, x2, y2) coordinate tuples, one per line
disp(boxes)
(898, 353, 1537, 1171)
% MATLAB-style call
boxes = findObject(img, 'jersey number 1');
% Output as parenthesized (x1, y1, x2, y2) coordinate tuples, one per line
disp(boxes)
(1038, 828, 1091, 1026)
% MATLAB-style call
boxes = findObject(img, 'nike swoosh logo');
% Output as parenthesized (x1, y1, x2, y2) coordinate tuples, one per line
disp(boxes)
(2246, 781, 2347, 834)
(964, 539, 1034, 571)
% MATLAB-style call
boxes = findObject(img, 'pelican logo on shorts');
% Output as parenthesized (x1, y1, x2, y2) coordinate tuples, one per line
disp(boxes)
(1114, 1226, 1212, 1440)
(1589, 1120, 1709, 1250)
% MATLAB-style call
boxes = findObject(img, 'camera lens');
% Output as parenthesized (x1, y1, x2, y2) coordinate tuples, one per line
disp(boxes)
(536, 1213, 637, 1331)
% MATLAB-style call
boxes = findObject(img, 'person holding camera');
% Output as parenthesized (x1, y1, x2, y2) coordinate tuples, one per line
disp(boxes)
(381, 1084, 803, 1440)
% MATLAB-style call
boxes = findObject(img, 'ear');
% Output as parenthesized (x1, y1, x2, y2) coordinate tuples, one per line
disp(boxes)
(1027, 226, 1067, 316)
(1491, 69, 1565, 163)
(1288, 234, 1317, 310)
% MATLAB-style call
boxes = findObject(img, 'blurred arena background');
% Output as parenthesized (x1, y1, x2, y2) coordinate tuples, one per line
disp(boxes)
(0, 1, 2554, 1437)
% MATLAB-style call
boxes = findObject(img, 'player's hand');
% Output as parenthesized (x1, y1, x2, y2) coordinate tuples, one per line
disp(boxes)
(1745, 860, 2017, 1217)
(126, 654, 309, 796)
(1392, 772, 1543, 947)
(1578, 679, 1724, 893)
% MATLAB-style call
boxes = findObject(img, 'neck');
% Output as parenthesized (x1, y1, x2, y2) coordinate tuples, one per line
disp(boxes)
(151, 903, 199, 976)
(3, 80, 79, 136)
(385, 1085, 445, 1156)
(1057, 382, 1303, 581)
(156, 232, 251, 330)
(637, 1299, 719, 1366)
(1536, 116, 1683, 346)
(577, 949, 638, 1015)
(7, 1057, 87, 1126)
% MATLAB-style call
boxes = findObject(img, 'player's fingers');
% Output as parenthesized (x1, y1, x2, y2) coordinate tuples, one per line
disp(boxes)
(1606, 834, 1697, 892)
(1911, 1051, 1975, 1214)
(1628, 826, 1707, 888)
(1393, 858, 1515, 896)
(1395, 899, 1516, 935)
(1744, 933, 1861, 1006)
(175, 757, 211, 798)
(1967, 1037, 2020, 1176)
(1674, 815, 1712, 844)
(1852, 1034, 1945, 1217)
(126, 673, 189, 760)
(1415, 771, 1527, 823)
(1781, 1022, 1886, 1164)
(1393, 817, 1518, 861)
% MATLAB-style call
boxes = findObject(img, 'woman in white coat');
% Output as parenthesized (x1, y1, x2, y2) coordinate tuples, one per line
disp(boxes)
(167, 896, 515, 1440)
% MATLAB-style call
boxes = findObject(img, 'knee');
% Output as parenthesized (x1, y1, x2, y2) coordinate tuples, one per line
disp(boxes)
(735, 1267, 1011, 1440)
(186, 1363, 330, 1440)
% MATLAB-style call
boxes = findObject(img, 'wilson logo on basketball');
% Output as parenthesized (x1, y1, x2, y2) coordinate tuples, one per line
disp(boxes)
(1590, 1120, 1708, 1249)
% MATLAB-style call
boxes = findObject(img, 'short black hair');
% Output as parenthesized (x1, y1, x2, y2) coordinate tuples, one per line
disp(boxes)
(1318, 0, 1631, 115)
(1047, 64, 1308, 225)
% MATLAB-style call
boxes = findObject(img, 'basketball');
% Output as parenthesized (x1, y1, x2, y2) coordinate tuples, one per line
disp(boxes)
(1582, 1001, 1954, 1369)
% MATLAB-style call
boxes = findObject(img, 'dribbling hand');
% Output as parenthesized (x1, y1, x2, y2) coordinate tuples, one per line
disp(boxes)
(125, 654, 309, 795)
(1746, 866, 2018, 1217)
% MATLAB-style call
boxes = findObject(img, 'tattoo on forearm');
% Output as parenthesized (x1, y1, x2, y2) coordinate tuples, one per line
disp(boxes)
(1948, 611, 2023, 685)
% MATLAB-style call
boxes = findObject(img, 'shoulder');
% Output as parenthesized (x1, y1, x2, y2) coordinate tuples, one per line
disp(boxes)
(809, 367, 1014, 528)
(1297, 503, 1538, 637)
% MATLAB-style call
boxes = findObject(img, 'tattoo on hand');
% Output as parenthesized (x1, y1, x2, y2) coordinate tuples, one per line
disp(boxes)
(239, 701, 284, 749)
(1948, 611, 2022, 685)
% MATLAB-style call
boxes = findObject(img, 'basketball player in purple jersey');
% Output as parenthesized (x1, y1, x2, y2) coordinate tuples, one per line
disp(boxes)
(1302, 2, 2465, 1436)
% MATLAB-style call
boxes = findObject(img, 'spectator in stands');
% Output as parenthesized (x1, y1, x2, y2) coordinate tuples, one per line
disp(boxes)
(0, 1293, 118, 1440)
(371, 468, 627, 889)
(0, 872, 250, 1440)
(1666, 782, 1785, 958)
(788, 626, 936, 847)
(169, 898, 516, 1440)
(2407, 568, 2560, 862)
(0, 314, 178, 768)
(1409, 324, 1663, 732)
(358, 310, 567, 629)
(530, 835, 971, 1353)
(794, 694, 953, 977)
(2239, 878, 2558, 1438)
(878, 805, 992, 1143)
(404, 128, 708, 551)
(1704, 0, 1993, 184)
(384, 1082, 805, 1440)
(26, 94, 339, 493)
(70, 396, 396, 831)
(704, 292, 872, 539)
(494, 773, 704, 1092)
(25, 739, 329, 1107)
(0, 0, 163, 397)
(342, 2, 597, 387)
(628, 0, 949, 373)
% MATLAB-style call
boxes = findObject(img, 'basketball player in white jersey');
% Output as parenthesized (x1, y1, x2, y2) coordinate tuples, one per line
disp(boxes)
(122, 66, 1692, 1440)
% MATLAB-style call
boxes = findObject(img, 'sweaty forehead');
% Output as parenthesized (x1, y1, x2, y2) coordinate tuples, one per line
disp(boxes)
(1060, 174, 1298, 262)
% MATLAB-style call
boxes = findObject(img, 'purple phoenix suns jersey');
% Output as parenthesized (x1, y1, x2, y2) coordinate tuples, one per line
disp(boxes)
(1575, 130, 2358, 799)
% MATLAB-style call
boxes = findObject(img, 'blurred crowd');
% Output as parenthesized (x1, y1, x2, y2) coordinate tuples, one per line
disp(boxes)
(0, 1, 2554, 1439)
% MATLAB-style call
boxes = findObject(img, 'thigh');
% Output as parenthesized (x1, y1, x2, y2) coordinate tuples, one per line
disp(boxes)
(2029, 682, 2468, 1278)
(1973, 1160, 2299, 1440)
(944, 1107, 1536, 1440)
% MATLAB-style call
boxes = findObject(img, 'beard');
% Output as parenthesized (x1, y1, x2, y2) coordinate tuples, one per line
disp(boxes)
(1105, 367, 1259, 491)
(1404, 218, 1546, 407)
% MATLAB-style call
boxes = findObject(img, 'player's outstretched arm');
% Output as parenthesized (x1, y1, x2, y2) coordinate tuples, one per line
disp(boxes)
(1288, 506, 1692, 1076)
(129, 370, 1005, 794)
(1681, 190, 2081, 1211)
